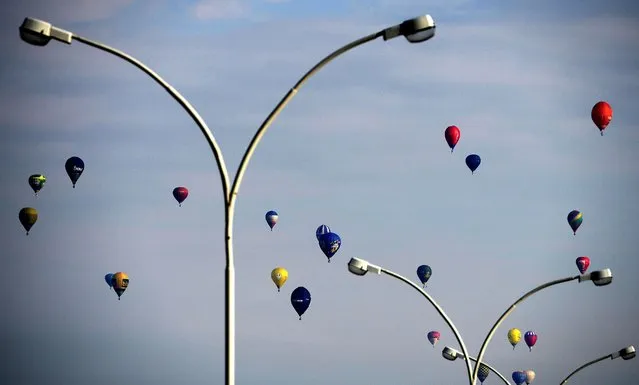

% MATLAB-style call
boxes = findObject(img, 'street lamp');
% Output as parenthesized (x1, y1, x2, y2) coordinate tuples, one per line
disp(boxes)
(472, 269, 613, 384)
(19, 14, 437, 385)
(347, 257, 474, 385)
(559, 345, 635, 385)
(442, 346, 511, 385)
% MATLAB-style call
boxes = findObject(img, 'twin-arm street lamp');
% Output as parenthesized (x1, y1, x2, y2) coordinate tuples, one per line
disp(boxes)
(442, 346, 511, 385)
(18, 13, 437, 385)
(559, 345, 635, 385)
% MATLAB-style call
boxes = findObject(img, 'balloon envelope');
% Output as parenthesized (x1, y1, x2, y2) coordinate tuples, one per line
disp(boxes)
(465, 154, 481, 174)
(426, 331, 440, 347)
(271, 267, 288, 292)
(318, 232, 341, 262)
(576, 256, 590, 274)
(64, 156, 84, 188)
(416, 265, 432, 287)
(567, 210, 583, 234)
(524, 369, 536, 384)
(591, 101, 613, 134)
(444, 125, 461, 152)
(104, 273, 114, 288)
(507, 328, 521, 349)
(265, 210, 278, 230)
(172, 187, 189, 206)
(290, 286, 311, 320)
(477, 364, 490, 384)
(18, 207, 38, 235)
(28, 174, 46, 195)
(112, 272, 129, 300)
(524, 331, 537, 351)
(512, 371, 527, 385)
(315, 224, 331, 241)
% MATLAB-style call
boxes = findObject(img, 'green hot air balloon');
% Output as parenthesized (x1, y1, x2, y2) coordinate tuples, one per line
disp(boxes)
(28, 174, 47, 196)
(19, 207, 38, 235)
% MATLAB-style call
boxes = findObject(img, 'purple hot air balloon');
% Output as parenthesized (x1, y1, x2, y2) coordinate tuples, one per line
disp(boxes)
(524, 331, 538, 351)
(426, 331, 440, 347)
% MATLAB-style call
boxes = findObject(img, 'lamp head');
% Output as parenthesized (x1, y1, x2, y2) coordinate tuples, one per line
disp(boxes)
(578, 268, 613, 286)
(442, 346, 460, 361)
(347, 257, 382, 276)
(19, 17, 73, 46)
(400, 15, 436, 43)
(620, 346, 636, 360)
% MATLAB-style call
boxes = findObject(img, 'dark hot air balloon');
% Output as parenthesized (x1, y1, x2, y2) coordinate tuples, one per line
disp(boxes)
(512, 371, 527, 385)
(290, 286, 311, 320)
(28, 174, 46, 196)
(265, 210, 278, 231)
(172, 187, 189, 207)
(575, 256, 590, 275)
(416, 265, 432, 288)
(315, 224, 330, 241)
(465, 154, 481, 174)
(104, 273, 114, 290)
(318, 232, 341, 262)
(524, 331, 537, 351)
(19, 207, 38, 235)
(567, 210, 583, 235)
(64, 156, 84, 188)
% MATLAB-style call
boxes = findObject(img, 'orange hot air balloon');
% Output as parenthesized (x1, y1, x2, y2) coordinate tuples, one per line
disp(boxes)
(591, 101, 613, 135)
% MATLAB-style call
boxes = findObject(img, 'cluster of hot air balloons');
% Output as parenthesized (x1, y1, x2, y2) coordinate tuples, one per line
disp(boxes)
(444, 125, 482, 174)
(507, 328, 538, 351)
(512, 369, 535, 385)
(104, 272, 130, 300)
(17, 156, 85, 235)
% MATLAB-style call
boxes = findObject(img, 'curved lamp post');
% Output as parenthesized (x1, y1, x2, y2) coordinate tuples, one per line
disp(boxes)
(559, 345, 635, 385)
(472, 269, 613, 384)
(347, 257, 474, 385)
(442, 346, 511, 385)
(19, 14, 437, 385)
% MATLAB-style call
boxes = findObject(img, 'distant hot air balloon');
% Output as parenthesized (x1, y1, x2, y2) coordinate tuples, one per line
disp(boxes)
(315, 224, 331, 241)
(576, 256, 591, 275)
(426, 331, 441, 347)
(271, 267, 288, 292)
(28, 174, 46, 196)
(524, 369, 536, 385)
(567, 210, 583, 235)
(104, 273, 114, 290)
(18, 207, 38, 236)
(445, 125, 461, 152)
(477, 364, 490, 384)
(265, 210, 278, 231)
(524, 331, 537, 351)
(508, 328, 521, 350)
(111, 272, 129, 300)
(512, 371, 527, 385)
(591, 101, 613, 136)
(290, 286, 311, 320)
(318, 232, 341, 262)
(64, 156, 84, 188)
(416, 265, 432, 288)
(172, 186, 189, 207)
(465, 154, 481, 174)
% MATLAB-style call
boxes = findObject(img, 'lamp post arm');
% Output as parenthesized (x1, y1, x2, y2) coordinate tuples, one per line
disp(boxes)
(559, 354, 611, 385)
(472, 275, 579, 384)
(380, 268, 474, 385)
(72, 34, 231, 203)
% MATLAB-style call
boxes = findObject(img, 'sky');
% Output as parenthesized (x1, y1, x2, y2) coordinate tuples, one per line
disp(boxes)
(1, 0, 638, 384)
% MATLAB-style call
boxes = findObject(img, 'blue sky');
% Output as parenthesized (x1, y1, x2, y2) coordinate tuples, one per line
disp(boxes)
(1, 1, 638, 384)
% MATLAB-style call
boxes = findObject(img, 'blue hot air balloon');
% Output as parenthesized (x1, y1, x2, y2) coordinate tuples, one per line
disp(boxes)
(315, 224, 331, 241)
(104, 273, 114, 290)
(318, 232, 341, 262)
(265, 210, 278, 231)
(477, 364, 490, 384)
(465, 154, 481, 174)
(416, 265, 432, 288)
(512, 371, 527, 385)
(65, 156, 85, 188)
(290, 286, 311, 320)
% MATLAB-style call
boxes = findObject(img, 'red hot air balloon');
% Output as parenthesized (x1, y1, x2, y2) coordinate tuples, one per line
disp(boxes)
(591, 101, 613, 136)
(172, 187, 189, 207)
(524, 331, 537, 351)
(575, 256, 590, 275)
(444, 125, 461, 152)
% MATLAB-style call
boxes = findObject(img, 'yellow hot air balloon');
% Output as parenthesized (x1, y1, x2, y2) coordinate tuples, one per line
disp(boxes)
(18, 207, 38, 235)
(271, 267, 288, 292)
(112, 272, 130, 300)
(507, 328, 521, 350)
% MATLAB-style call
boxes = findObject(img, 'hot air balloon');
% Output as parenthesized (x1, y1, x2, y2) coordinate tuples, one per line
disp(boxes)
(477, 364, 490, 384)
(576, 256, 590, 275)
(507, 328, 521, 350)
(512, 371, 527, 385)
(445, 125, 461, 153)
(111, 272, 129, 300)
(104, 273, 114, 290)
(18, 207, 38, 236)
(426, 331, 440, 347)
(290, 286, 311, 320)
(567, 210, 583, 235)
(28, 174, 46, 196)
(315, 224, 331, 241)
(172, 186, 189, 207)
(318, 232, 341, 262)
(265, 210, 278, 231)
(591, 101, 613, 135)
(524, 331, 537, 351)
(465, 154, 481, 174)
(416, 265, 432, 288)
(64, 156, 84, 188)
(271, 267, 288, 292)
(524, 369, 536, 385)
